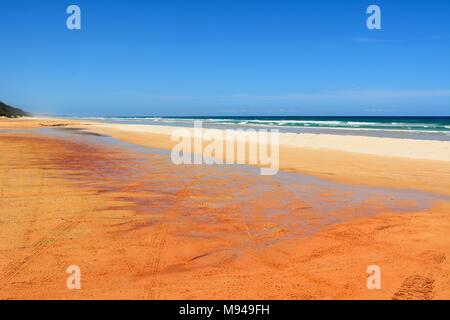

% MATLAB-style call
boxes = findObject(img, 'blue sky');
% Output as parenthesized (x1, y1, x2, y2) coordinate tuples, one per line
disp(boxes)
(1, 0, 449, 116)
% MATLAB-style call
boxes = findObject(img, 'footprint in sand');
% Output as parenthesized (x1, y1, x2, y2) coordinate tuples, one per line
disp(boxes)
(392, 275, 435, 300)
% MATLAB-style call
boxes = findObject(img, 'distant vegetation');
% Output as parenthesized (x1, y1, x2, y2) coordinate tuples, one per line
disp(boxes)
(0, 101, 30, 117)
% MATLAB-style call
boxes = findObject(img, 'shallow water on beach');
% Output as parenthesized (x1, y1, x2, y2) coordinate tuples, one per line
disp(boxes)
(11, 126, 444, 245)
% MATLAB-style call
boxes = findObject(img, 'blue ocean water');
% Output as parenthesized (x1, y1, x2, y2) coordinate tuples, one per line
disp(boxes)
(78, 116, 450, 141)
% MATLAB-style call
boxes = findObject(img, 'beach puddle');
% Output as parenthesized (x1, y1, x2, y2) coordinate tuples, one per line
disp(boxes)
(9, 128, 447, 250)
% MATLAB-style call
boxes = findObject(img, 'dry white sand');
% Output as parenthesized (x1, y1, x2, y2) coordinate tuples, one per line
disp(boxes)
(88, 122, 450, 162)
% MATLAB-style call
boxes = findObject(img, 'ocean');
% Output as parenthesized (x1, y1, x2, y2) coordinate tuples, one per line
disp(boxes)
(78, 116, 450, 141)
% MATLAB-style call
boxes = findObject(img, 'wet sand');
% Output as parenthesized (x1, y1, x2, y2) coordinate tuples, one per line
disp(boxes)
(58, 118, 450, 196)
(0, 118, 449, 299)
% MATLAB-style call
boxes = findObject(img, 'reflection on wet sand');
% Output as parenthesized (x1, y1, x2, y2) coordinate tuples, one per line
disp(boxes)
(40, 128, 443, 240)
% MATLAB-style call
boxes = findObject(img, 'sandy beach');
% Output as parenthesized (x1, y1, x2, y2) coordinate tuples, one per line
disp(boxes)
(34, 117, 450, 195)
(1, 117, 449, 299)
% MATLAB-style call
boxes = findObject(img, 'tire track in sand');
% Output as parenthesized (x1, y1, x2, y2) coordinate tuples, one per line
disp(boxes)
(0, 217, 83, 291)
(142, 222, 169, 300)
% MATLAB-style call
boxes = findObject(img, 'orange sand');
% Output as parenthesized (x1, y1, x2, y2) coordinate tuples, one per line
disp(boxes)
(0, 118, 449, 300)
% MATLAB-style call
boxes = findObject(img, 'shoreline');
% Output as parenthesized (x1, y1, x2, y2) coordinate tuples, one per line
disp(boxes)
(2, 117, 450, 196)
(45, 116, 450, 142)
(88, 121, 450, 161)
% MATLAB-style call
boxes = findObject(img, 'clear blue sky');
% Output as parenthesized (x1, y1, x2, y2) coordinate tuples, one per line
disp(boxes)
(1, 0, 449, 116)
